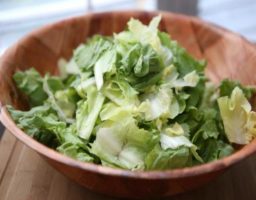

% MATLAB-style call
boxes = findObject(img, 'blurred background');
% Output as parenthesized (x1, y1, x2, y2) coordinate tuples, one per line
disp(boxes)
(0, 0, 256, 135)
(1, 0, 256, 55)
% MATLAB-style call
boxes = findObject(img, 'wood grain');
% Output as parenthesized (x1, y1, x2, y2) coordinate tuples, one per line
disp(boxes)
(0, 131, 16, 181)
(1, 11, 256, 198)
(1, 130, 256, 200)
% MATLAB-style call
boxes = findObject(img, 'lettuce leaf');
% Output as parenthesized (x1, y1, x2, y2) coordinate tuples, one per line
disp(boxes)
(219, 79, 255, 99)
(162, 65, 199, 89)
(43, 75, 75, 123)
(76, 85, 105, 140)
(138, 87, 173, 120)
(158, 31, 206, 76)
(218, 87, 256, 144)
(94, 49, 116, 90)
(102, 79, 139, 106)
(145, 144, 191, 170)
(7, 105, 64, 147)
(127, 15, 162, 52)
(13, 68, 48, 106)
(54, 88, 80, 118)
(58, 58, 81, 78)
(91, 120, 159, 170)
(74, 36, 113, 71)
(116, 43, 164, 91)
(57, 124, 95, 162)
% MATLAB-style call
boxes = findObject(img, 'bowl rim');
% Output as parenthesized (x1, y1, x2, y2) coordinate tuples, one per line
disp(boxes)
(1, 10, 256, 180)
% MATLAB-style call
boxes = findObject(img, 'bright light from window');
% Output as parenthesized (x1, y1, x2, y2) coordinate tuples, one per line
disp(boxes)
(0, 0, 157, 55)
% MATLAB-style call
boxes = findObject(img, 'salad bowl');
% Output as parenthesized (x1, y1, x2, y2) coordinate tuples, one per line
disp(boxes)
(1, 11, 256, 198)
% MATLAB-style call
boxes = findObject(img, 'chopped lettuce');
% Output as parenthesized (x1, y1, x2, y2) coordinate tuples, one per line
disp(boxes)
(126, 15, 162, 52)
(94, 49, 116, 90)
(8, 105, 60, 145)
(13, 68, 47, 106)
(74, 36, 113, 71)
(8, 16, 256, 171)
(160, 134, 193, 150)
(57, 124, 95, 163)
(102, 79, 139, 106)
(116, 42, 164, 91)
(76, 85, 105, 140)
(145, 145, 191, 170)
(42, 75, 75, 124)
(54, 88, 79, 119)
(219, 79, 255, 99)
(91, 120, 158, 170)
(218, 87, 256, 144)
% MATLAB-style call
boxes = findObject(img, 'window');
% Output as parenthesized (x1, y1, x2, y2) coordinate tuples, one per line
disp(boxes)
(0, 0, 156, 55)
(1, 0, 255, 56)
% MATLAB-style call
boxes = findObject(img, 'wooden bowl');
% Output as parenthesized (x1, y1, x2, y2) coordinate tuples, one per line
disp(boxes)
(1, 11, 256, 199)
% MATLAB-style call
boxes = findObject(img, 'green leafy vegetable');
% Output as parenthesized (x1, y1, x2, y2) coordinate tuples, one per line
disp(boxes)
(145, 145, 191, 170)
(91, 119, 158, 170)
(8, 16, 256, 171)
(13, 68, 47, 106)
(76, 85, 105, 139)
(219, 79, 255, 99)
(74, 36, 113, 71)
(218, 87, 256, 144)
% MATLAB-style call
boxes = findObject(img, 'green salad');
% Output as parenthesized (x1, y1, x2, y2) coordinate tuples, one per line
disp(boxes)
(8, 16, 256, 170)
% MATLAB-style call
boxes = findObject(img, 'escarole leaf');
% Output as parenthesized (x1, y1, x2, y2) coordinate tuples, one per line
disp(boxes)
(74, 36, 113, 71)
(13, 68, 48, 106)
(218, 87, 256, 144)
(160, 124, 203, 163)
(138, 87, 172, 121)
(164, 123, 185, 136)
(57, 124, 95, 163)
(91, 119, 159, 170)
(158, 30, 206, 76)
(100, 102, 135, 122)
(138, 86, 185, 121)
(160, 134, 193, 150)
(7, 104, 64, 147)
(43, 75, 75, 124)
(219, 79, 255, 99)
(116, 42, 164, 91)
(54, 88, 80, 119)
(76, 85, 105, 140)
(102, 79, 139, 106)
(76, 76, 95, 98)
(127, 15, 162, 52)
(145, 144, 191, 170)
(58, 57, 81, 78)
(94, 48, 116, 90)
(162, 65, 200, 92)
(57, 142, 94, 162)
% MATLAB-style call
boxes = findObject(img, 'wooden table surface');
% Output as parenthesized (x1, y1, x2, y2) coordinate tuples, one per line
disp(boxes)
(1, 130, 256, 200)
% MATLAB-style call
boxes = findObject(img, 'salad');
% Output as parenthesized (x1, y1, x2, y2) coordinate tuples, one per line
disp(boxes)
(8, 16, 256, 170)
